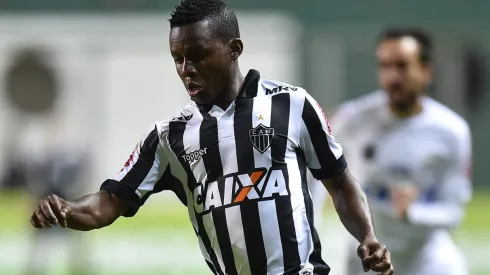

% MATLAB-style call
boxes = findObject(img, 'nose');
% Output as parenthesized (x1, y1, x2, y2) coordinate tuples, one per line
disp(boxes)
(180, 58, 196, 77)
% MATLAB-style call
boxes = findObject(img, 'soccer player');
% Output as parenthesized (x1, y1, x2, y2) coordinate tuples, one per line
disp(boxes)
(330, 28, 472, 275)
(29, 1, 394, 274)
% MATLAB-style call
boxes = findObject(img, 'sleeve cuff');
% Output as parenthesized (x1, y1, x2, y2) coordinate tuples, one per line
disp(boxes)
(309, 155, 348, 180)
(100, 179, 142, 217)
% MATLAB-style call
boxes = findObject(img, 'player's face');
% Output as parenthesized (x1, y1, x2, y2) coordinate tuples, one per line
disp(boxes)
(169, 20, 239, 105)
(377, 37, 431, 111)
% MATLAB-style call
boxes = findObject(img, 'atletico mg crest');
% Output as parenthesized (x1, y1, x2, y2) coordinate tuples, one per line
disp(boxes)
(249, 124, 275, 154)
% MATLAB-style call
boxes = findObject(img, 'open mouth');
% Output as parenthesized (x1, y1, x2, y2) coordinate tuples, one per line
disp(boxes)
(187, 83, 202, 97)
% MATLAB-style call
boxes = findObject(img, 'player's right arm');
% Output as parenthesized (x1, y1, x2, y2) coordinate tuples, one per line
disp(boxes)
(30, 124, 181, 231)
(30, 190, 128, 231)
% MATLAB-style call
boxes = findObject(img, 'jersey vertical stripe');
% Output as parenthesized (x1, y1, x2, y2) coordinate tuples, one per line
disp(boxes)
(168, 120, 224, 275)
(297, 149, 329, 273)
(200, 112, 238, 275)
(270, 93, 302, 274)
(234, 98, 268, 274)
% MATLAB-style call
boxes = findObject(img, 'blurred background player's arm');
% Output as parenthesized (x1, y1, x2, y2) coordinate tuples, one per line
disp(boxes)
(399, 124, 472, 228)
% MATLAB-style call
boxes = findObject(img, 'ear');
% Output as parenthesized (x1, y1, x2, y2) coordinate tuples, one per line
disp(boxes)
(229, 38, 243, 60)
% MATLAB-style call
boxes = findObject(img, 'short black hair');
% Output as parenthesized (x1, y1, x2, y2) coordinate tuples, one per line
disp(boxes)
(379, 28, 432, 64)
(169, 0, 240, 41)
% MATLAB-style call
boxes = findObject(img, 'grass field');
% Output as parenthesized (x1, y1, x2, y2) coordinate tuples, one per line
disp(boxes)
(1, 189, 489, 275)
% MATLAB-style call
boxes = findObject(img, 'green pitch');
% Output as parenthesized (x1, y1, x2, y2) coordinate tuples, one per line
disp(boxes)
(1, 189, 489, 275)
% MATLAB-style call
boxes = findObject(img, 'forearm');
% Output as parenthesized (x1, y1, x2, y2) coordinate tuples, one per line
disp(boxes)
(323, 170, 375, 243)
(66, 190, 123, 231)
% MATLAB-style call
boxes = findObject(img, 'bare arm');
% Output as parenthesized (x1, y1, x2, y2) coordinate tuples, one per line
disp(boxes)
(321, 167, 375, 243)
(30, 190, 129, 231)
(65, 190, 129, 231)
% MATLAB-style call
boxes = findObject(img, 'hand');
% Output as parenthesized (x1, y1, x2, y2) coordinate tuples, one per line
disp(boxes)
(390, 184, 419, 219)
(30, 194, 72, 228)
(358, 235, 394, 275)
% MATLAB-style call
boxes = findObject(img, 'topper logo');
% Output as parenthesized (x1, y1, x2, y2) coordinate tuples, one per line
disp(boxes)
(193, 168, 289, 215)
(182, 148, 207, 164)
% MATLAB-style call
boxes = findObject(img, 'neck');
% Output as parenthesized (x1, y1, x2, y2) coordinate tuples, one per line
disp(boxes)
(213, 66, 244, 110)
(390, 97, 423, 118)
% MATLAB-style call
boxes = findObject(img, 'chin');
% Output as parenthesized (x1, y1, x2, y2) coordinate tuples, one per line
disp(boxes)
(191, 95, 211, 105)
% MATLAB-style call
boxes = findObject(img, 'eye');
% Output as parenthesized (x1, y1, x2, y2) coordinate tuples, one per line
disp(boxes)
(188, 53, 204, 63)
(173, 56, 184, 65)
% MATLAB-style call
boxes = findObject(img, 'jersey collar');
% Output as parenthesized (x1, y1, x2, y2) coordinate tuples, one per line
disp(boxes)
(197, 69, 260, 112)
(238, 69, 261, 99)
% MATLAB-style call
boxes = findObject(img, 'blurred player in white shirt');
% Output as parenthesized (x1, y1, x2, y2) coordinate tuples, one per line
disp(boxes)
(331, 28, 472, 275)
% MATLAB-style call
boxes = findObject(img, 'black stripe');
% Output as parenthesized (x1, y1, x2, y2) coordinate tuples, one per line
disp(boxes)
(212, 209, 237, 275)
(271, 93, 301, 273)
(240, 201, 267, 274)
(141, 165, 187, 206)
(302, 98, 345, 179)
(200, 112, 223, 183)
(168, 120, 224, 275)
(297, 149, 330, 274)
(271, 93, 290, 168)
(168, 121, 196, 191)
(234, 98, 255, 173)
(206, 260, 218, 275)
(200, 113, 237, 274)
(121, 126, 159, 190)
(234, 98, 268, 273)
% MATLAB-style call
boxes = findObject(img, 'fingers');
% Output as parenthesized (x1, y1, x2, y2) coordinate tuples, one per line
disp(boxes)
(357, 245, 370, 272)
(29, 195, 69, 229)
(40, 199, 59, 225)
(30, 205, 52, 228)
(49, 195, 63, 219)
(380, 264, 394, 275)
(363, 244, 386, 265)
(30, 208, 44, 228)
(372, 249, 393, 275)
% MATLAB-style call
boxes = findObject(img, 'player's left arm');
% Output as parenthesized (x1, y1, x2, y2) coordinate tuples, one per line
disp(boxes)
(406, 123, 472, 228)
(298, 91, 393, 275)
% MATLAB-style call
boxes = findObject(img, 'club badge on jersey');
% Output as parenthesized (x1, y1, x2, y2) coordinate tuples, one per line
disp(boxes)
(249, 124, 275, 153)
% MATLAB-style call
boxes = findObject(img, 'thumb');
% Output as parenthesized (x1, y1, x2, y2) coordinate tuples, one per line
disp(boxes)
(357, 244, 370, 272)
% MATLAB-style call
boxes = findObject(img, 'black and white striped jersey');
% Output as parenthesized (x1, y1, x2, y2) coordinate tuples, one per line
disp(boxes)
(101, 69, 347, 275)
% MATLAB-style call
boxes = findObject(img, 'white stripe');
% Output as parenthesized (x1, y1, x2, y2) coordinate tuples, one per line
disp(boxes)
(252, 97, 273, 168)
(225, 205, 252, 275)
(288, 97, 315, 266)
(135, 147, 169, 198)
(197, 237, 214, 269)
(112, 144, 141, 182)
(182, 112, 208, 184)
(202, 213, 226, 273)
(287, 158, 314, 266)
(300, 120, 322, 169)
(218, 109, 238, 176)
(304, 92, 343, 159)
(258, 200, 283, 274)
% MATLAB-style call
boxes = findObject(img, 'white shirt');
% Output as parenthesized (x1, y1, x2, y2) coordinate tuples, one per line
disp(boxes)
(330, 91, 472, 259)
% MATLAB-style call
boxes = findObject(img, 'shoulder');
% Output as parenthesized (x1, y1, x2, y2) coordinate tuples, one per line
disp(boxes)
(329, 90, 387, 131)
(258, 78, 304, 97)
(423, 97, 470, 143)
(154, 102, 199, 136)
(334, 90, 386, 120)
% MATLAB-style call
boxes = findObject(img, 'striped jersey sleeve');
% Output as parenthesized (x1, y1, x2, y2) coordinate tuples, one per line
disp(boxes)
(299, 91, 347, 180)
(100, 124, 184, 217)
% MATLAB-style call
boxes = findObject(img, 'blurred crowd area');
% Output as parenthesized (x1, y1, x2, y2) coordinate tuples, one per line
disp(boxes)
(1, 1, 490, 275)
